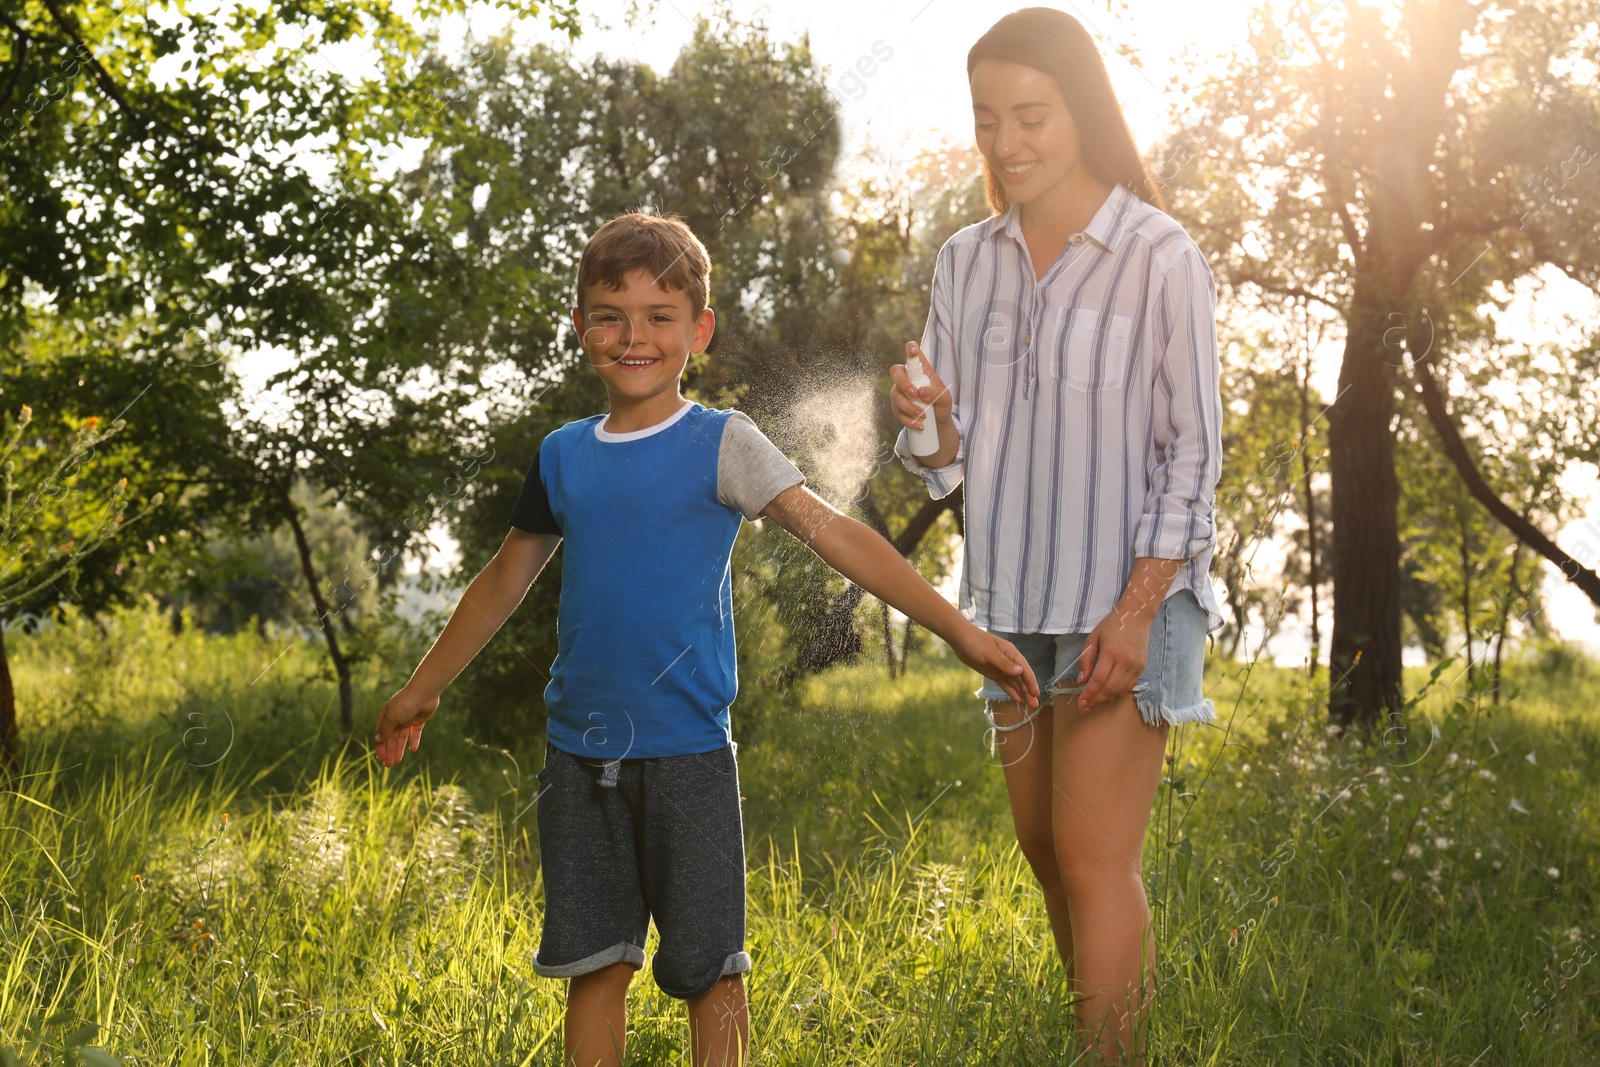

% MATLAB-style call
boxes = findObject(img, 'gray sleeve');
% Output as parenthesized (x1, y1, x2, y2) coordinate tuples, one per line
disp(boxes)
(718, 411, 806, 521)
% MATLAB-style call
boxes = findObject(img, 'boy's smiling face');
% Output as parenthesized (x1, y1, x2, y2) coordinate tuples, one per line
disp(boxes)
(573, 269, 715, 406)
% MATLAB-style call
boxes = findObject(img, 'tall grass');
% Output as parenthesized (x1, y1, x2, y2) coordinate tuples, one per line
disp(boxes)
(1, 599, 1596, 1064)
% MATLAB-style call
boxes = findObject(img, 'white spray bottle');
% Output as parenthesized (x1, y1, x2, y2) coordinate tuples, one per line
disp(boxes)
(904, 349, 943, 457)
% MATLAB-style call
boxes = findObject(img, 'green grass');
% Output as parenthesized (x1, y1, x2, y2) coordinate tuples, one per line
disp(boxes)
(2, 599, 1598, 1064)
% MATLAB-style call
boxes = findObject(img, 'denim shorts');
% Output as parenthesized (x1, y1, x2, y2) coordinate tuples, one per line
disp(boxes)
(975, 588, 1216, 730)
(533, 740, 751, 1000)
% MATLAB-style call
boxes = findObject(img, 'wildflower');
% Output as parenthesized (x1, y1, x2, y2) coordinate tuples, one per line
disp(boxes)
(85, 416, 101, 430)
(1508, 798, 1530, 815)
(1392, 868, 1406, 882)
(1477, 768, 1497, 781)
(1473, 850, 1482, 860)
(1432, 837, 1451, 850)
(1546, 868, 1560, 881)
(1406, 843, 1424, 859)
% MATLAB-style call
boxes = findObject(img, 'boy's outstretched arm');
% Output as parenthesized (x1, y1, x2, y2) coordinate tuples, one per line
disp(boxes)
(759, 484, 1040, 708)
(374, 528, 562, 768)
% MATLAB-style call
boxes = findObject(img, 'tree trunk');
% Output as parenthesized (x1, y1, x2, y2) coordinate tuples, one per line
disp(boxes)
(0, 625, 16, 778)
(1299, 354, 1321, 676)
(282, 484, 355, 734)
(787, 487, 962, 680)
(1492, 543, 1522, 705)
(1327, 298, 1404, 732)
(880, 599, 897, 678)
(1458, 509, 1475, 688)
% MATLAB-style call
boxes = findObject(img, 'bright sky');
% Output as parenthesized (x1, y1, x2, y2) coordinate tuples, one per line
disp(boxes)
(374, 0, 1600, 656)
(457, 0, 1275, 164)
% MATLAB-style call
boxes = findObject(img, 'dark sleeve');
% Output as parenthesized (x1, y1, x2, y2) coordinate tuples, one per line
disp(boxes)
(507, 443, 562, 535)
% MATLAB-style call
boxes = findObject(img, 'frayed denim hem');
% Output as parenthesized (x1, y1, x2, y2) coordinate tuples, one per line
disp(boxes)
(1134, 686, 1216, 729)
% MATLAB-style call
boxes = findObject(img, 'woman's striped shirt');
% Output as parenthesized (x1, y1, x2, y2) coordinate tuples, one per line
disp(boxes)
(894, 181, 1225, 635)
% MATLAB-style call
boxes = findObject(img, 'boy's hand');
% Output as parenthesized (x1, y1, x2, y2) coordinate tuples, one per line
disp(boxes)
(951, 628, 1040, 709)
(374, 688, 441, 768)
(888, 341, 952, 433)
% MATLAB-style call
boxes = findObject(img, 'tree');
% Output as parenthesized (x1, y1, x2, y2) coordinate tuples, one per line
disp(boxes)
(1157, 0, 1600, 730)
(2, 0, 577, 735)
(0, 403, 162, 771)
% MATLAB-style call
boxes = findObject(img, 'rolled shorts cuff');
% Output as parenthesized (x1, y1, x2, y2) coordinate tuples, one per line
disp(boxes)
(533, 940, 646, 979)
(660, 950, 753, 1002)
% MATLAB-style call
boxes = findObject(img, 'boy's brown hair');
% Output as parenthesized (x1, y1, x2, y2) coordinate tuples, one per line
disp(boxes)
(576, 212, 712, 316)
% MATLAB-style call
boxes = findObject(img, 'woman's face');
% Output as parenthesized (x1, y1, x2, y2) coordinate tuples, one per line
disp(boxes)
(969, 59, 1084, 205)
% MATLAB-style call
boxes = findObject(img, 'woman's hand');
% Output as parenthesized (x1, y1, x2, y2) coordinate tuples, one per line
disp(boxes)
(888, 341, 952, 433)
(1078, 560, 1180, 711)
(952, 627, 1041, 709)
(1076, 607, 1153, 712)
(374, 687, 441, 768)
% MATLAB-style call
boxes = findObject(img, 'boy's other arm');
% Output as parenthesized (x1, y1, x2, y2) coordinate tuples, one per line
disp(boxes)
(375, 529, 560, 765)
(759, 484, 1038, 707)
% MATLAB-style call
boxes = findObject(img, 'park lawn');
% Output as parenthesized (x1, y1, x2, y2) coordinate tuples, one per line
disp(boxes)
(1, 601, 1597, 1065)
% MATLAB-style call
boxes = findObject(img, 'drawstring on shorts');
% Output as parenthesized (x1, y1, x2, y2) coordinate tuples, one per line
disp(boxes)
(984, 697, 1048, 756)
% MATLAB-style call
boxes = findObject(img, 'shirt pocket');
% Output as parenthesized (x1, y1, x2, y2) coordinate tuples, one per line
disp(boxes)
(1052, 308, 1134, 392)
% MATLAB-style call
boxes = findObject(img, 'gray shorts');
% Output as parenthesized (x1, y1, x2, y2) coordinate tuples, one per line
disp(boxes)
(976, 588, 1216, 730)
(533, 740, 751, 1000)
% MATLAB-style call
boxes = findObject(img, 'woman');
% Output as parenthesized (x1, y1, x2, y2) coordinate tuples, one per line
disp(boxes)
(888, 8, 1224, 1064)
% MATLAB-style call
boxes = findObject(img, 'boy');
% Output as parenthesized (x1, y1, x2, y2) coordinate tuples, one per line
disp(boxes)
(374, 212, 1039, 1067)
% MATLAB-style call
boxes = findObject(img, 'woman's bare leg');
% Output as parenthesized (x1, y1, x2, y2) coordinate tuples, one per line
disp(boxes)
(1051, 692, 1167, 1066)
(990, 697, 1074, 976)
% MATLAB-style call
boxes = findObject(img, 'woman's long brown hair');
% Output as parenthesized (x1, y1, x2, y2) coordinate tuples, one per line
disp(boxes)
(967, 7, 1165, 214)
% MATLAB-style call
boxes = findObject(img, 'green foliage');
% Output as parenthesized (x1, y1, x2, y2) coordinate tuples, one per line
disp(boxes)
(1, 0, 578, 678)
(1212, 315, 1327, 658)
(0, 402, 162, 613)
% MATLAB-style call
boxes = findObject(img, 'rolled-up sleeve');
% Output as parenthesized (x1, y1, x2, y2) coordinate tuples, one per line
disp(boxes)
(1134, 245, 1222, 561)
(894, 242, 965, 500)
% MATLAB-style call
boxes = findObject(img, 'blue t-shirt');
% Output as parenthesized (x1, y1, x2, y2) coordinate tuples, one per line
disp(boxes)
(507, 401, 805, 759)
